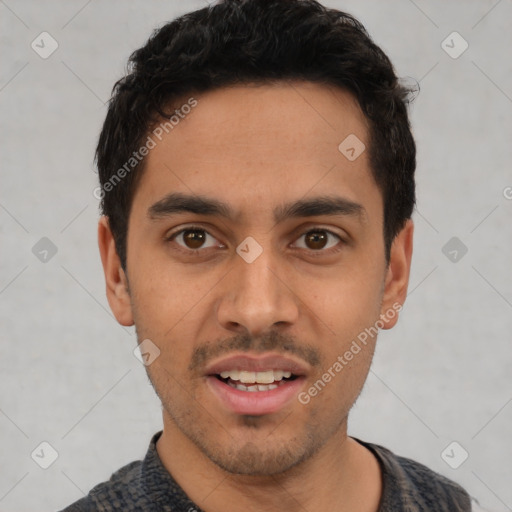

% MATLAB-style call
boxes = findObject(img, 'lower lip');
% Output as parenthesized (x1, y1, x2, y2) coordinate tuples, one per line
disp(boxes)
(206, 376, 305, 416)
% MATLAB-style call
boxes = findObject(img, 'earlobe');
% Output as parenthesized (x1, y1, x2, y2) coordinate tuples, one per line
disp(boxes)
(380, 220, 414, 330)
(97, 216, 134, 326)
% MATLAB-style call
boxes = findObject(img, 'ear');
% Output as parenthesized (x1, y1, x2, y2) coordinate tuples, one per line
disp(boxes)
(98, 216, 134, 326)
(379, 219, 414, 330)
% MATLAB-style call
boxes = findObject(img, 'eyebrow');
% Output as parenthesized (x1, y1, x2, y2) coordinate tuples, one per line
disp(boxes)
(148, 192, 366, 223)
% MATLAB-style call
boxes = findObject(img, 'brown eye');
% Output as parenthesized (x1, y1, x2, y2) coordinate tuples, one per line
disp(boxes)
(182, 229, 206, 249)
(305, 231, 328, 250)
(293, 229, 341, 251)
(171, 228, 219, 251)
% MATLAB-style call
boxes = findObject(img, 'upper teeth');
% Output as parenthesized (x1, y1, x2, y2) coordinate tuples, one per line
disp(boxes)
(219, 370, 292, 384)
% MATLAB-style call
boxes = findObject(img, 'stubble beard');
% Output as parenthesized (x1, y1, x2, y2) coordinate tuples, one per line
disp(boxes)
(146, 364, 347, 476)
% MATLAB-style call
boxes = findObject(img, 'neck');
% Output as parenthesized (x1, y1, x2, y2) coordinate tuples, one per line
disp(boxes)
(156, 413, 382, 512)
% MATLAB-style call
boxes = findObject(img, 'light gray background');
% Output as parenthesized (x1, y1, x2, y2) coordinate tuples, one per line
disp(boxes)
(1, 1, 511, 511)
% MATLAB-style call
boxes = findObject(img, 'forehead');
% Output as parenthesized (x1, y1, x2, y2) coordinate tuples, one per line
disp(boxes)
(132, 81, 381, 223)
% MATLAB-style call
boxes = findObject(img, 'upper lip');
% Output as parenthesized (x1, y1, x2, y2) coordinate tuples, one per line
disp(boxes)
(204, 353, 309, 377)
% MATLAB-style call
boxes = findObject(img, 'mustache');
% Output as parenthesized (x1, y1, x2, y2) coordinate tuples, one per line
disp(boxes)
(188, 330, 321, 372)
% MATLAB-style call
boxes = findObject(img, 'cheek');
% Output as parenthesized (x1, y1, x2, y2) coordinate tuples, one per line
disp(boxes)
(298, 364, 373, 436)
(300, 271, 382, 399)
(129, 261, 208, 326)
(304, 269, 383, 337)
(129, 269, 219, 371)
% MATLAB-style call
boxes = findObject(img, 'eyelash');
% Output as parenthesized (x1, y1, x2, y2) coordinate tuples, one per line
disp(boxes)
(166, 225, 345, 256)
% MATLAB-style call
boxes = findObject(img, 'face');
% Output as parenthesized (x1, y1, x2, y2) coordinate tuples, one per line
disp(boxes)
(100, 81, 412, 476)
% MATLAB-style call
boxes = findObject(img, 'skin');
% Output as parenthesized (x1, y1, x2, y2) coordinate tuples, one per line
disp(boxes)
(98, 81, 413, 512)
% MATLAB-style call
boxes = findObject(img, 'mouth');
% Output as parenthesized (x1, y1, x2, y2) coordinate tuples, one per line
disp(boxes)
(215, 369, 299, 391)
(205, 355, 308, 416)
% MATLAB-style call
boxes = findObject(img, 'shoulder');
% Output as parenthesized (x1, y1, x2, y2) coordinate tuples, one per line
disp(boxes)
(59, 459, 146, 511)
(355, 439, 472, 512)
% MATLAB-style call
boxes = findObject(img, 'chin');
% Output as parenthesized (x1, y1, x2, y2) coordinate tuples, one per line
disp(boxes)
(201, 439, 314, 476)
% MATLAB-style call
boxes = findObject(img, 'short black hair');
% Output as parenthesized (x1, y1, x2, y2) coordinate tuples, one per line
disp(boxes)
(96, 0, 416, 269)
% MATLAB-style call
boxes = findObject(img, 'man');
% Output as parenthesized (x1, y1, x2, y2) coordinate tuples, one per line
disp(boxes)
(63, 0, 472, 510)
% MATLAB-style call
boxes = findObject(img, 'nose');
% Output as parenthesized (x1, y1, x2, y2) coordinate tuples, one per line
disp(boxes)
(216, 247, 299, 336)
